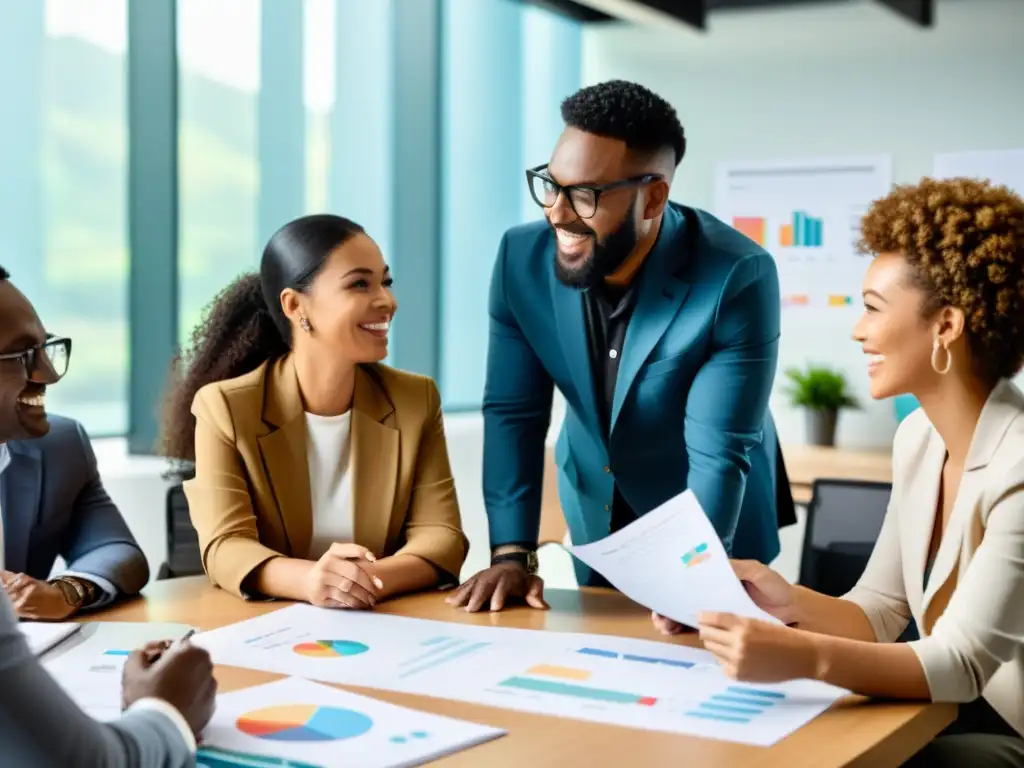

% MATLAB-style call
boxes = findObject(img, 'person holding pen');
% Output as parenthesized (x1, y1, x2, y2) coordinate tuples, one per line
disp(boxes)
(684, 178, 1024, 766)
(0, 263, 216, 766)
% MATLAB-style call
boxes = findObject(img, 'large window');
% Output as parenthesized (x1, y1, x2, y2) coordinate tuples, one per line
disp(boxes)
(0, 0, 129, 435)
(176, 0, 260, 341)
(438, 0, 581, 409)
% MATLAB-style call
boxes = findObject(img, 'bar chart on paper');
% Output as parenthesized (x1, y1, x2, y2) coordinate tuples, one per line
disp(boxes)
(195, 605, 848, 746)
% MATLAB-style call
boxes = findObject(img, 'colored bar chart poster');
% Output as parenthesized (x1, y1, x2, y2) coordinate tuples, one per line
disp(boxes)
(197, 677, 504, 768)
(715, 155, 892, 311)
(195, 605, 848, 746)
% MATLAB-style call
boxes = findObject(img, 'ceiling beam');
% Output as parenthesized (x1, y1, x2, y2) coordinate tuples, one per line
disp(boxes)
(517, 0, 615, 22)
(563, 0, 707, 30)
(874, 0, 934, 26)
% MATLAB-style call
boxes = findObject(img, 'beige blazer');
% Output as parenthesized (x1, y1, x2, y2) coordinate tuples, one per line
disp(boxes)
(845, 379, 1024, 736)
(184, 356, 468, 598)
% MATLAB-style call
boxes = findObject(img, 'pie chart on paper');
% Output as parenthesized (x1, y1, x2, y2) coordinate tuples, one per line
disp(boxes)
(236, 704, 373, 742)
(292, 640, 369, 658)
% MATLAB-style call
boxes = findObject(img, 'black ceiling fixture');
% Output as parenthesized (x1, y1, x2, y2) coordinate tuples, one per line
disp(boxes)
(518, 0, 934, 30)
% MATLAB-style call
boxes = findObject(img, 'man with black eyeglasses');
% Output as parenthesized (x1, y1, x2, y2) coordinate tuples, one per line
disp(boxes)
(0, 285, 148, 622)
(449, 80, 795, 623)
(0, 264, 217, 766)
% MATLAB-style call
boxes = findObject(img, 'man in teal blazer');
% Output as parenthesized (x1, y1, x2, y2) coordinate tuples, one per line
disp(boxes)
(448, 80, 785, 612)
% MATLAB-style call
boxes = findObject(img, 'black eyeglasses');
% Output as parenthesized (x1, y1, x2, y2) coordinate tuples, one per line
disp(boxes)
(0, 336, 72, 382)
(525, 164, 664, 219)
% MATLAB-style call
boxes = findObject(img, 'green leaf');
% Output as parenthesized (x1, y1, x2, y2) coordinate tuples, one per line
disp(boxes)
(782, 364, 859, 411)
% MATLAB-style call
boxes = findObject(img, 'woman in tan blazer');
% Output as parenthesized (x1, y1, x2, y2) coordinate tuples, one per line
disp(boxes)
(162, 214, 467, 609)
(656, 179, 1024, 765)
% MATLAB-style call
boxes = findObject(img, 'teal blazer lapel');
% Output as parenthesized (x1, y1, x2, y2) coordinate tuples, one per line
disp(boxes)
(1, 441, 42, 574)
(611, 206, 692, 429)
(551, 259, 602, 438)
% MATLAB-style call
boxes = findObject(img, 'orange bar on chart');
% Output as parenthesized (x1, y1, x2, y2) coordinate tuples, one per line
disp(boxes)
(732, 217, 766, 246)
(779, 224, 794, 247)
(526, 664, 593, 681)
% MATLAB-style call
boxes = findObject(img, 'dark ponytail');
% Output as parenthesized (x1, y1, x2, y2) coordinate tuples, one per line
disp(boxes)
(162, 214, 366, 463)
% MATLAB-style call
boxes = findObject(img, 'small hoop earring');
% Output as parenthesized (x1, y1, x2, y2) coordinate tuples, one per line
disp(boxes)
(299, 317, 312, 334)
(931, 338, 951, 374)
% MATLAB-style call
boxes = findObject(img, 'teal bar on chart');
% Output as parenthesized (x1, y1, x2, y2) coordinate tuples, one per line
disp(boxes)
(794, 211, 804, 246)
(499, 676, 652, 704)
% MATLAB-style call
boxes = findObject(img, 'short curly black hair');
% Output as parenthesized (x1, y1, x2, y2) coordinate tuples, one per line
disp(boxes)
(859, 177, 1024, 382)
(0, 265, 9, 281)
(561, 80, 686, 166)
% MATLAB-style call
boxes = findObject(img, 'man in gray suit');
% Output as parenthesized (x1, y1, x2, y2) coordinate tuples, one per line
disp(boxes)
(2, 414, 149, 619)
(0, 263, 216, 766)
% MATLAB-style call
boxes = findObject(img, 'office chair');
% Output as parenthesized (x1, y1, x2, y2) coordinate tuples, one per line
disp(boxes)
(156, 483, 204, 580)
(798, 478, 893, 598)
(797, 477, 918, 641)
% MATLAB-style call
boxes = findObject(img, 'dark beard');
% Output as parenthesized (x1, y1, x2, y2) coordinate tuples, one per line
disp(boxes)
(553, 209, 639, 290)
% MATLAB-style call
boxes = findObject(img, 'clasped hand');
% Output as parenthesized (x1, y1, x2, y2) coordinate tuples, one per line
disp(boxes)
(303, 543, 385, 610)
(1, 570, 77, 620)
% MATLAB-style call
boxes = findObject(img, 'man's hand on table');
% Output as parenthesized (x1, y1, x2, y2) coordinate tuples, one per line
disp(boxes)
(446, 561, 548, 612)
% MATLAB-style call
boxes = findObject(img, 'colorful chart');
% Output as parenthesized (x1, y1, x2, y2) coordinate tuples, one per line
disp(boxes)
(779, 211, 823, 248)
(732, 216, 766, 246)
(292, 640, 369, 658)
(684, 685, 785, 724)
(681, 542, 710, 567)
(236, 704, 373, 742)
(499, 676, 657, 706)
(577, 647, 695, 669)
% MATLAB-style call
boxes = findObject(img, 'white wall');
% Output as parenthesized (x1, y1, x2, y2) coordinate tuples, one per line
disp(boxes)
(582, 0, 1024, 448)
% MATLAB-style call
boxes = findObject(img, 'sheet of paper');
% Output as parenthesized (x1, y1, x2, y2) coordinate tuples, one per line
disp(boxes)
(569, 489, 782, 628)
(18, 621, 81, 656)
(195, 604, 847, 746)
(43, 621, 196, 721)
(197, 676, 504, 768)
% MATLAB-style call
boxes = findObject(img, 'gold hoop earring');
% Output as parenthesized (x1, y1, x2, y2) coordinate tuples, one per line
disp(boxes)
(300, 317, 312, 334)
(931, 338, 951, 374)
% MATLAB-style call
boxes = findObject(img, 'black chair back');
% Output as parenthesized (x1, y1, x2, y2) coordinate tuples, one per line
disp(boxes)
(157, 483, 204, 580)
(798, 478, 892, 597)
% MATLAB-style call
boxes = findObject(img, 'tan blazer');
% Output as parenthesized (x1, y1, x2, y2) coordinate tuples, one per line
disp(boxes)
(845, 379, 1024, 737)
(184, 356, 468, 598)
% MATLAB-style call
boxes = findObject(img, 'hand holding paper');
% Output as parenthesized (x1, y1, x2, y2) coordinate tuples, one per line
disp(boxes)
(569, 490, 782, 628)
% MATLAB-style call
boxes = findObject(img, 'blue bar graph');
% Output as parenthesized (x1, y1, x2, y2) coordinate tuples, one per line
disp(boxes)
(699, 702, 763, 716)
(791, 211, 823, 247)
(685, 711, 751, 724)
(728, 685, 786, 699)
(578, 647, 617, 659)
(577, 647, 694, 669)
(711, 694, 777, 708)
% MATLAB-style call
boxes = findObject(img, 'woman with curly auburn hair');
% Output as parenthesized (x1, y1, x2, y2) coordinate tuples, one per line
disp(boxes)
(162, 214, 467, 610)
(683, 178, 1024, 765)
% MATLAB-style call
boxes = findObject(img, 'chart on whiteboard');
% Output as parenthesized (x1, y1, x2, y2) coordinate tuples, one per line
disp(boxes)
(715, 155, 892, 310)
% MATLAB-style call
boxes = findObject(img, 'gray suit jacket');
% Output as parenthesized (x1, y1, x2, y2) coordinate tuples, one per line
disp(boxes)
(0, 589, 193, 767)
(1, 415, 148, 600)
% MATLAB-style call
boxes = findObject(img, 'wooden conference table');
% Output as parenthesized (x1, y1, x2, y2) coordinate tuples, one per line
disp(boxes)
(783, 445, 893, 506)
(100, 577, 953, 767)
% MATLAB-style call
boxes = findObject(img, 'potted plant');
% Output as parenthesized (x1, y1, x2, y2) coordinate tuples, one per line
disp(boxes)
(782, 364, 859, 446)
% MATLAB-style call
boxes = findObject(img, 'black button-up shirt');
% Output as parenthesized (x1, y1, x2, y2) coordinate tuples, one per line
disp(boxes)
(581, 281, 639, 535)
